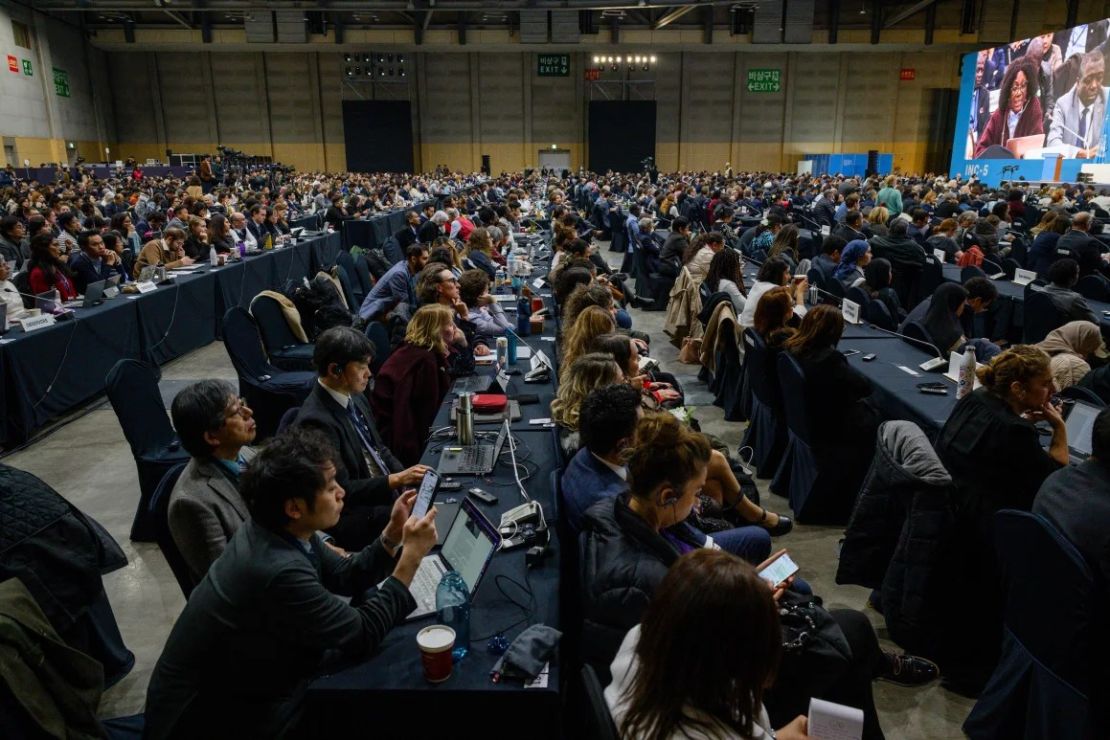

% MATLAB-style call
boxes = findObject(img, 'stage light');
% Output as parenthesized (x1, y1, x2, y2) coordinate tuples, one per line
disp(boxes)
(616, 56, 622, 63)
(650, 55, 657, 63)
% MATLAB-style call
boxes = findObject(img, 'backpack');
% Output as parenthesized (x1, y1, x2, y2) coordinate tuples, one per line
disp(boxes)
(363, 248, 392, 281)
(287, 274, 351, 340)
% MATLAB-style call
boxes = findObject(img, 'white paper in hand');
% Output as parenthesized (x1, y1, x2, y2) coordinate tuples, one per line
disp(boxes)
(808, 697, 864, 740)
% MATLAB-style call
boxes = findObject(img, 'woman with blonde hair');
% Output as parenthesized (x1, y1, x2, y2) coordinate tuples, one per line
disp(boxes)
(1036, 320, 1105, 391)
(866, 205, 890, 237)
(560, 305, 617, 381)
(371, 303, 458, 465)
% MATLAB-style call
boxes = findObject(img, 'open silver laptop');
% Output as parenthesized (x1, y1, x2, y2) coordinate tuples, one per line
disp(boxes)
(406, 497, 501, 620)
(1064, 400, 1100, 463)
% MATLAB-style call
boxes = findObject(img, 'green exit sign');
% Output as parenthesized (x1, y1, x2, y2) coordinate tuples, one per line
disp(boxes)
(747, 68, 781, 93)
(537, 54, 569, 77)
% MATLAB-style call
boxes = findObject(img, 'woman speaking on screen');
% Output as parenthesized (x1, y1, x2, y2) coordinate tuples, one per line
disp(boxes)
(974, 58, 1045, 158)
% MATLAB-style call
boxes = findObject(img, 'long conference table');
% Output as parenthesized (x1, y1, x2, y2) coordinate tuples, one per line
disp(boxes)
(0, 233, 342, 447)
(307, 256, 563, 737)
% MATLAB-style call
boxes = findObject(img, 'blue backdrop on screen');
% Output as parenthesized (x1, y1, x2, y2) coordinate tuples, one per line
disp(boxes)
(949, 19, 1110, 185)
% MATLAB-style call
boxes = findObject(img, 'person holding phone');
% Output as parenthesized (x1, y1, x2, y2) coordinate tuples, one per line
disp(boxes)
(295, 326, 432, 550)
(934, 345, 1067, 692)
(606, 550, 809, 740)
(144, 429, 438, 740)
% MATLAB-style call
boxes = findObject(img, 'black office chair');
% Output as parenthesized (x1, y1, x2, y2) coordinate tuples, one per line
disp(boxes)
(104, 359, 190, 542)
(823, 273, 846, 302)
(918, 255, 944, 300)
(901, 320, 941, 356)
(249, 294, 315, 372)
(222, 307, 314, 439)
(1008, 235, 1028, 267)
(865, 299, 898, 331)
(740, 330, 788, 479)
(964, 511, 1097, 739)
(1075, 274, 1110, 302)
(148, 462, 196, 599)
(1023, 287, 1068, 343)
(11, 271, 33, 308)
(364, 320, 393, 374)
(806, 267, 826, 291)
(1001, 257, 1022, 280)
(551, 469, 583, 672)
(772, 352, 857, 523)
(580, 665, 619, 740)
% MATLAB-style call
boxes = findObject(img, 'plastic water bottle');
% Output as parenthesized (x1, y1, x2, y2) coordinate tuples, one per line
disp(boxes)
(209, 245, 218, 267)
(495, 266, 507, 294)
(957, 347, 977, 399)
(435, 571, 470, 661)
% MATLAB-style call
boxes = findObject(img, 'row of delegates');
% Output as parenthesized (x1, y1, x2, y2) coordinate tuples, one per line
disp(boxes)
(580, 412, 938, 740)
(143, 429, 438, 739)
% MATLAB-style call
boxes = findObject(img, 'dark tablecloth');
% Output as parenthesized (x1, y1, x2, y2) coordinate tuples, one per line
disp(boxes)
(306, 280, 562, 737)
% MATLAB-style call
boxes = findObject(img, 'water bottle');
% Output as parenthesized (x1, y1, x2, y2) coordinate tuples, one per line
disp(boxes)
(506, 331, 518, 365)
(495, 266, 507, 294)
(456, 392, 475, 445)
(237, 241, 246, 259)
(516, 296, 531, 337)
(435, 570, 470, 661)
(957, 347, 977, 399)
(209, 245, 218, 267)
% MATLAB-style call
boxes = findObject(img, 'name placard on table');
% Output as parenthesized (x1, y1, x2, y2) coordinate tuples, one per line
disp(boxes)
(19, 313, 56, 332)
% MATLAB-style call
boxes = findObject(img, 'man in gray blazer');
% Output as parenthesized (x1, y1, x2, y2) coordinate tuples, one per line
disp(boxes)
(167, 380, 256, 582)
(144, 429, 438, 739)
(1047, 50, 1109, 157)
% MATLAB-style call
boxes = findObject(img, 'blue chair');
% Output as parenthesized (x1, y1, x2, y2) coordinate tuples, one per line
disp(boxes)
(1023, 287, 1069, 343)
(148, 462, 195, 599)
(846, 285, 871, 309)
(1076, 274, 1110, 302)
(901, 319, 940, 356)
(865, 299, 898, 331)
(962, 265, 988, 281)
(333, 263, 360, 313)
(336, 251, 366, 307)
(364, 320, 393, 374)
(221, 307, 314, 440)
(964, 511, 1097, 739)
(1058, 385, 1106, 407)
(249, 294, 315, 372)
(276, 406, 301, 435)
(919, 255, 944, 297)
(105, 359, 190, 542)
(632, 241, 674, 311)
(352, 253, 374, 299)
(381, 235, 404, 265)
(772, 352, 857, 523)
(740, 330, 788, 479)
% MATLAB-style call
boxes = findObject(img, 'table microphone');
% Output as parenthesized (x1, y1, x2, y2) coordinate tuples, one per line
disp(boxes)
(864, 322, 948, 371)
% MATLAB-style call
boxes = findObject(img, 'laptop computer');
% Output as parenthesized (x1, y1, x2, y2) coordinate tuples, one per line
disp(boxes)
(35, 290, 61, 314)
(438, 419, 509, 475)
(82, 279, 107, 307)
(406, 497, 501, 620)
(1064, 400, 1100, 463)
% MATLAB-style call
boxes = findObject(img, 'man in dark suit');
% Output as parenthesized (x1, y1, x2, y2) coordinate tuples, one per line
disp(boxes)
(394, 209, 421, 249)
(1033, 406, 1110, 584)
(293, 326, 431, 549)
(245, 204, 266, 244)
(143, 430, 437, 739)
(167, 380, 256, 582)
(971, 59, 991, 139)
(68, 230, 127, 294)
(1057, 211, 1110, 278)
(660, 217, 690, 275)
(591, 188, 612, 238)
(813, 188, 839, 228)
(418, 210, 446, 244)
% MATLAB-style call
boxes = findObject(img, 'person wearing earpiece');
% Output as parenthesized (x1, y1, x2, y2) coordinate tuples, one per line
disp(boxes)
(294, 326, 432, 551)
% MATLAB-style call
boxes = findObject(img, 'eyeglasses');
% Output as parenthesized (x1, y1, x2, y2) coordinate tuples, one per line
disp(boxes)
(1011, 81, 1028, 91)
(224, 397, 251, 419)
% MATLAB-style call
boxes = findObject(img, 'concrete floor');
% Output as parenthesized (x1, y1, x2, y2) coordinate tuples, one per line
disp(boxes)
(1, 267, 974, 736)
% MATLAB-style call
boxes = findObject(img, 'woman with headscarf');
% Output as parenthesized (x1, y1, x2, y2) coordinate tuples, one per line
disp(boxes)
(834, 239, 871, 288)
(1036, 320, 1106, 391)
(974, 59, 1044, 158)
(920, 283, 970, 356)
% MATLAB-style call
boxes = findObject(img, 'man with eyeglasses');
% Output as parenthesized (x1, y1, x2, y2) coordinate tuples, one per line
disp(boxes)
(167, 380, 258, 582)
(1048, 50, 1110, 158)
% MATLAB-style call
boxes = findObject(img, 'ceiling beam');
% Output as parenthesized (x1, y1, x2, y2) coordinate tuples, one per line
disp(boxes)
(883, 0, 939, 29)
(653, 5, 696, 29)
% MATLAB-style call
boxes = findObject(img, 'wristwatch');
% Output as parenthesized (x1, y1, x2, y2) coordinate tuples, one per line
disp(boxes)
(379, 531, 399, 551)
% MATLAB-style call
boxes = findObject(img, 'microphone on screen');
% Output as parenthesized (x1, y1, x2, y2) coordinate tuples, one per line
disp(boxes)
(864, 322, 949, 370)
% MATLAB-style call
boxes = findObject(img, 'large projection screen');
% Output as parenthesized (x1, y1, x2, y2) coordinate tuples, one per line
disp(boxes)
(950, 20, 1110, 183)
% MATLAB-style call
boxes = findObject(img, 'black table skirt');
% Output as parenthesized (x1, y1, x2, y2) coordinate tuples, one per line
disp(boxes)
(0, 234, 338, 447)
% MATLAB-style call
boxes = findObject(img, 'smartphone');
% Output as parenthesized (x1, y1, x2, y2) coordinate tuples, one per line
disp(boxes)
(411, 469, 441, 520)
(841, 349, 861, 357)
(862, 353, 877, 362)
(758, 550, 800, 589)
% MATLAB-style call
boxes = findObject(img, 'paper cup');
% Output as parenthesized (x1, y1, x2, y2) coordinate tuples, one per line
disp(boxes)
(417, 625, 455, 683)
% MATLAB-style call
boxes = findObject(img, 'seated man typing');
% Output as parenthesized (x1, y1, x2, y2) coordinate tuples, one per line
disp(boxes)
(167, 380, 256, 581)
(143, 429, 437, 739)
(294, 326, 431, 550)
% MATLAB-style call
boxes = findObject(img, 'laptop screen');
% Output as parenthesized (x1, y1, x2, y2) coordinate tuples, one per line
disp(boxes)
(1066, 401, 1100, 457)
(441, 499, 499, 595)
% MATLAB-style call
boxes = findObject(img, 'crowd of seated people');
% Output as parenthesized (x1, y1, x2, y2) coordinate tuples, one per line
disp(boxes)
(12, 162, 1110, 739)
